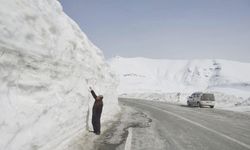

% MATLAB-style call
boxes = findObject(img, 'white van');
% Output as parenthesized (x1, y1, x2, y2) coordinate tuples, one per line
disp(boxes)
(187, 92, 215, 108)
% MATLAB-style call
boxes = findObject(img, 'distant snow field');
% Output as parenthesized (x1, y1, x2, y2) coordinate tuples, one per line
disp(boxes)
(109, 57, 250, 112)
(0, 0, 119, 150)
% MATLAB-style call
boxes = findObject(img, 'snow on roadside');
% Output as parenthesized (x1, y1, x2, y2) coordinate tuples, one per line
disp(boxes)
(0, 0, 119, 150)
(86, 105, 162, 150)
(119, 92, 250, 112)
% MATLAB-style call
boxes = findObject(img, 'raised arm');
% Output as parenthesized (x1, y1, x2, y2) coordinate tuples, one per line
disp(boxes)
(89, 87, 97, 99)
(91, 90, 97, 99)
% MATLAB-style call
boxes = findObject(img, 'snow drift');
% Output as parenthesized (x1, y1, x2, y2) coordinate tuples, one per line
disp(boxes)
(109, 57, 250, 110)
(0, 0, 119, 150)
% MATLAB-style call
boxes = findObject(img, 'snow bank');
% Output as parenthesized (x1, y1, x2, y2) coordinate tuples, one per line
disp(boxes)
(0, 0, 119, 150)
(110, 57, 250, 111)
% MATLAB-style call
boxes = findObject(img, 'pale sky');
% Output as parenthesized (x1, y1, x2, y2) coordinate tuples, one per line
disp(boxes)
(59, 0, 250, 62)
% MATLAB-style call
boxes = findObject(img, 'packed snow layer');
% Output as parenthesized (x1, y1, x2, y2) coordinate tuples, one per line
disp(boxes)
(0, 0, 119, 150)
(109, 57, 250, 110)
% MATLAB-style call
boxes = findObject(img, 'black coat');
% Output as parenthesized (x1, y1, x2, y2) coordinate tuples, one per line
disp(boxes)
(91, 90, 103, 134)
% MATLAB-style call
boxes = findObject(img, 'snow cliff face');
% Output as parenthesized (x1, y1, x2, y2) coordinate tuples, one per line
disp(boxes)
(109, 57, 250, 108)
(0, 0, 119, 150)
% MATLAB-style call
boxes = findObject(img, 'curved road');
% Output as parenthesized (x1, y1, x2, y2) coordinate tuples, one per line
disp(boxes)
(120, 98, 250, 150)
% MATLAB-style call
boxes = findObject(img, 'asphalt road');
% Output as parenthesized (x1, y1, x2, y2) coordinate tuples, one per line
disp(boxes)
(120, 98, 250, 150)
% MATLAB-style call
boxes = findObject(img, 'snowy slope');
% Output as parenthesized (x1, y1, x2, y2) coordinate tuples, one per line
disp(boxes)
(0, 1, 119, 150)
(109, 57, 250, 110)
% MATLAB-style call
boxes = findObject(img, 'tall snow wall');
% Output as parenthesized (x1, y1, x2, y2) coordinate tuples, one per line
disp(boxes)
(0, 0, 119, 149)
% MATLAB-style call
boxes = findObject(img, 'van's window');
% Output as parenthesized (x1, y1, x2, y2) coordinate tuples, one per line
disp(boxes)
(201, 94, 215, 101)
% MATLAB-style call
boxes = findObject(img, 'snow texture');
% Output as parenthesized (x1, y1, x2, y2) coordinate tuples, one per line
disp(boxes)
(109, 57, 250, 111)
(0, 0, 119, 150)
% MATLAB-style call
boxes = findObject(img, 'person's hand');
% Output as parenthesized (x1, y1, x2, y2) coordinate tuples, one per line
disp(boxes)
(89, 87, 93, 91)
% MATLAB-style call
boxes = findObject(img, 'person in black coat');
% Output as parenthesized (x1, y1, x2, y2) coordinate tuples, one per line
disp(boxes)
(89, 87, 103, 135)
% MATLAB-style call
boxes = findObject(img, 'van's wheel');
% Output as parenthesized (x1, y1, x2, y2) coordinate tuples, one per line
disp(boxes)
(210, 106, 214, 108)
(187, 101, 191, 107)
(197, 102, 202, 108)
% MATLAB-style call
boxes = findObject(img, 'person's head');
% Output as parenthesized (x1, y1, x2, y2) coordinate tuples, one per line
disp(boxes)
(97, 95, 103, 100)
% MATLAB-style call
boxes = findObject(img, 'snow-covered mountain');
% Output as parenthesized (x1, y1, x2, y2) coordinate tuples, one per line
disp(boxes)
(109, 57, 250, 109)
(0, 0, 119, 150)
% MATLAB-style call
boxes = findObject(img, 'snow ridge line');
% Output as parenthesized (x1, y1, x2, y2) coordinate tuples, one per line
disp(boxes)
(139, 102, 250, 150)
(124, 128, 133, 150)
